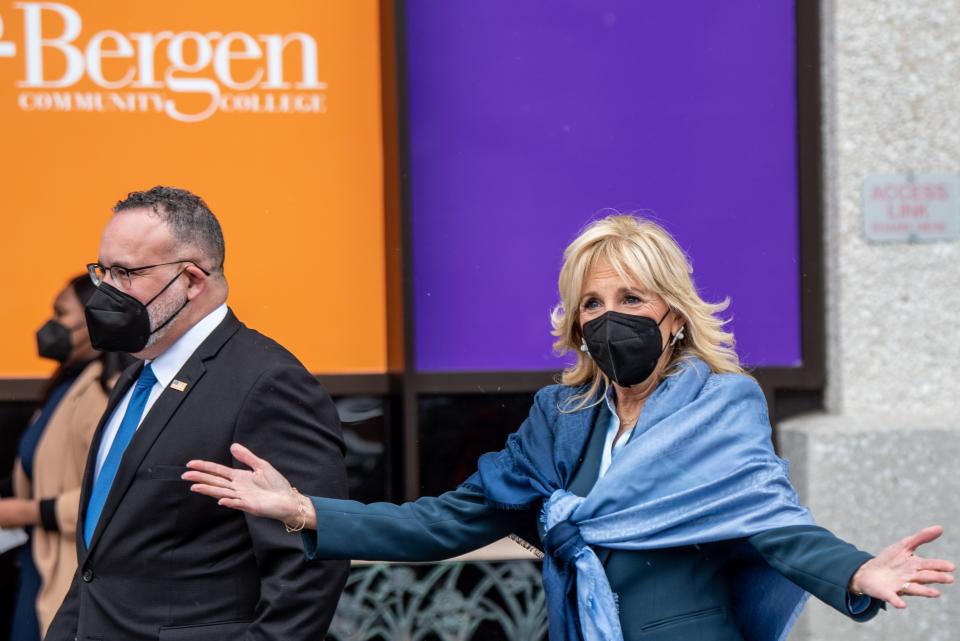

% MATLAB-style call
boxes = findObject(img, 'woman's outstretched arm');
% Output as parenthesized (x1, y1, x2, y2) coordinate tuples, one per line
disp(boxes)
(750, 523, 954, 618)
(184, 443, 533, 562)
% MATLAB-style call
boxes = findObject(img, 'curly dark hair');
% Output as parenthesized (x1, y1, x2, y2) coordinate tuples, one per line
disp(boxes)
(114, 186, 225, 273)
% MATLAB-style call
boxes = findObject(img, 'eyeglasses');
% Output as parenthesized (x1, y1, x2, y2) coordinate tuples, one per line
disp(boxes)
(87, 260, 210, 291)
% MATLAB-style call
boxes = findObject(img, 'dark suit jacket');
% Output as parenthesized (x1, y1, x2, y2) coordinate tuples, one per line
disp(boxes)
(303, 391, 882, 641)
(47, 309, 349, 641)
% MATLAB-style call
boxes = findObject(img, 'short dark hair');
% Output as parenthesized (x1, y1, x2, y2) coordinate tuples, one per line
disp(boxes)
(70, 272, 96, 305)
(114, 186, 225, 272)
(39, 273, 136, 404)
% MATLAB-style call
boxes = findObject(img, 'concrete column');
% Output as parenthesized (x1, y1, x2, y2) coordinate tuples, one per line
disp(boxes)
(783, 1, 960, 639)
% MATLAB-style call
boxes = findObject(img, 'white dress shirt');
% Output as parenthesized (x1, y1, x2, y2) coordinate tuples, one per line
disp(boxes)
(598, 387, 642, 479)
(94, 304, 229, 479)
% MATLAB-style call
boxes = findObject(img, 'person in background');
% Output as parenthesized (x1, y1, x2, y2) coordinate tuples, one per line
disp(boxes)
(186, 215, 954, 641)
(0, 275, 131, 640)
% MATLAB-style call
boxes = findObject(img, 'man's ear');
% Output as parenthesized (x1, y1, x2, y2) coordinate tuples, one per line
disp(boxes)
(183, 263, 208, 299)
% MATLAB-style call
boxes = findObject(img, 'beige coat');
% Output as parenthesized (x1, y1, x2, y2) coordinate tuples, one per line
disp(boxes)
(13, 360, 110, 637)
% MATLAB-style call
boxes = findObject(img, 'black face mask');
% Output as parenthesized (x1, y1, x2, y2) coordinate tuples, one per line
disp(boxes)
(84, 270, 188, 353)
(581, 310, 671, 387)
(36, 320, 76, 363)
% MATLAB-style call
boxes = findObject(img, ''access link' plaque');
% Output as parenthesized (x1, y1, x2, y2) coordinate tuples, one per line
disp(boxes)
(863, 173, 959, 243)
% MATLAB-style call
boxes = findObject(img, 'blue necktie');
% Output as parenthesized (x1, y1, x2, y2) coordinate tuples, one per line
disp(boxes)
(84, 364, 157, 547)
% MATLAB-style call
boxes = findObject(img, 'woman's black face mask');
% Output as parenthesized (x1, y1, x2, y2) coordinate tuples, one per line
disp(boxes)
(36, 319, 77, 363)
(581, 309, 670, 387)
(83, 270, 188, 353)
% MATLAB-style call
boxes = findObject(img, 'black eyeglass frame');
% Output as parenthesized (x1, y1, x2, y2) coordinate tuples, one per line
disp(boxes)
(86, 260, 211, 290)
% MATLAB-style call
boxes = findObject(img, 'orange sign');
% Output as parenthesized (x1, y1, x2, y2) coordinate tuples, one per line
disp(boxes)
(0, 0, 386, 377)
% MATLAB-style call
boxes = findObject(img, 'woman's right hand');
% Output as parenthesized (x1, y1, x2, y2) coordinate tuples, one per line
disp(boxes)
(183, 443, 315, 528)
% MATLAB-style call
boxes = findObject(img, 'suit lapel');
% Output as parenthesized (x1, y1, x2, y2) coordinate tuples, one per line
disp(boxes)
(83, 356, 207, 558)
(568, 402, 609, 497)
(569, 402, 615, 565)
(554, 392, 600, 488)
(82, 310, 242, 559)
(76, 364, 139, 558)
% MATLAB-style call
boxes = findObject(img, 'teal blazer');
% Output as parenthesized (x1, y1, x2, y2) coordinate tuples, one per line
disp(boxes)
(304, 404, 882, 641)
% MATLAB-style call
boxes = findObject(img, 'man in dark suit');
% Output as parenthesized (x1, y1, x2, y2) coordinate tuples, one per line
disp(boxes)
(46, 186, 348, 641)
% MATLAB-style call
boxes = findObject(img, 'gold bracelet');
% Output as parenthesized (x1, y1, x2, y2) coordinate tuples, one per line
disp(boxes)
(283, 487, 307, 533)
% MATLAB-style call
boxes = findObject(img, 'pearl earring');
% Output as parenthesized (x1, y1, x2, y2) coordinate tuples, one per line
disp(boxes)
(670, 327, 685, 347)
(580, 339, 589, 353)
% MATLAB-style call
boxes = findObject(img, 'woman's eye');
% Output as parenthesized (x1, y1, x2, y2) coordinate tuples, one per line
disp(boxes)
(583, 299, 601, 310)
(624, 295, 643, 305)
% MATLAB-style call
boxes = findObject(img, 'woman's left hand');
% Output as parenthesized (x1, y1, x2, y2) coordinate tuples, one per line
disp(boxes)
(0, 498, 40, 528)
(849, 525, 955, 608)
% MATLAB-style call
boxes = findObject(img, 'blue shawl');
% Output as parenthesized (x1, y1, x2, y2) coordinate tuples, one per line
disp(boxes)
(461, 358, 813, 641)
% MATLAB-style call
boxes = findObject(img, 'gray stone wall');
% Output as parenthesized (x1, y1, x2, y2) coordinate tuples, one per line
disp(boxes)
(782, 1, 960, 639)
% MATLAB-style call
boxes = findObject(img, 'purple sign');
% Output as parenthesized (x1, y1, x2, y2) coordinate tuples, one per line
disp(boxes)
(406, 1, 801, 371)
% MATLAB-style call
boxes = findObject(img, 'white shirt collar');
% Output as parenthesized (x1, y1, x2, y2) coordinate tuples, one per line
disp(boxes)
(599, 385, 637, 478)
(603, 385, 618, 416)
(147, 303, 229, 388)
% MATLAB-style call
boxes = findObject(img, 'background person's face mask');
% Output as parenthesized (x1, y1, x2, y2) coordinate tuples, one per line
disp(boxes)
(84, 270, 188, 353)
(36, 319, 78, 363)
(581, 309, 670, 387)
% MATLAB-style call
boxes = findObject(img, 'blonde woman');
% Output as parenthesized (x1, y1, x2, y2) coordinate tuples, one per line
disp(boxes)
(184, 215, 954, 641)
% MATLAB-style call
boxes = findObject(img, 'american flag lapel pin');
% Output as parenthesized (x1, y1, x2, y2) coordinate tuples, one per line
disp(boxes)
(170, 380, 188, 392)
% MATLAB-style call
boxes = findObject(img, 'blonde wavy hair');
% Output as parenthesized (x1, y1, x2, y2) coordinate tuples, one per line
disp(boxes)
(550, 214, 743, 405)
